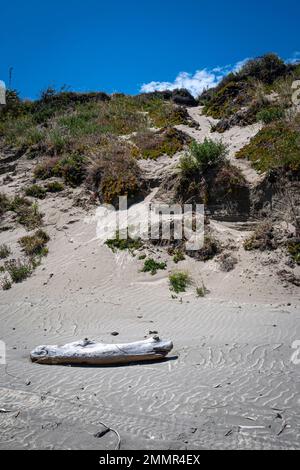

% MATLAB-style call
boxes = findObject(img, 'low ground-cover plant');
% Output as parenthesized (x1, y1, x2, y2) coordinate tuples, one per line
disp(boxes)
(141, 258, 167, 275)
(236, 118, 300, 174)
(19, 229, 50, 257)
(169, 271, 191, 293)
(105, 231, 143, 252)
(256, 106, 285, 124)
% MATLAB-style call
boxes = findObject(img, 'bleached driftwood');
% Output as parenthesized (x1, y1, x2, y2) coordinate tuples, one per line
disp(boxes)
(30, 336, 173, 365)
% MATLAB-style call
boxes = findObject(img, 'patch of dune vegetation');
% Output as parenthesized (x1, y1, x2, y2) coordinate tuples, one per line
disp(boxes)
(132, 127, 189, 160)
(105, 231, 143, 253)
(236, 115, 300, 174)
(19, 229, 50, 257)
(141, 258, 167, 275)
(0, 194, 43, 230)
(200, 54, 299, 127)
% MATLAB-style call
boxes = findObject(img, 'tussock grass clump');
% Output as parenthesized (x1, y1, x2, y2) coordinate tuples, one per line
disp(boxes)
(141, 258, 167, 275)
(169, 271, 191, 293)
(19, 229, 50, 257)
(105, 232, 143, 253)
(25, 184, 47, 199)
(180, 139, 228, 176)
(4, 259, 32, 283)
(0, 244, 11, 259)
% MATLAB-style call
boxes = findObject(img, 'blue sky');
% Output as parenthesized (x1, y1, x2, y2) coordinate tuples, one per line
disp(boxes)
(0, 0, 299, 98)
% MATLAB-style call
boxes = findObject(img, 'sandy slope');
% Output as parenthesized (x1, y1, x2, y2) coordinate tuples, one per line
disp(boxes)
(0, 110, 300, 450)
(176, 106, 263, 186)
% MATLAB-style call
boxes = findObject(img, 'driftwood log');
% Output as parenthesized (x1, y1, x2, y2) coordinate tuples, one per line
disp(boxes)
(30, 336, 173, 365)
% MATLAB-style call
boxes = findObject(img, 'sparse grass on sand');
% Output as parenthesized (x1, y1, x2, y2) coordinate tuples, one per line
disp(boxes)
(4, 259, 32, 283)
(19, 229, 50, 257)
(0, 244, 11, 259)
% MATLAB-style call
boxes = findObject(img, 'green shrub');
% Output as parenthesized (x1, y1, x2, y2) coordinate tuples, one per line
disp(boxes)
(19, 229, 50, 257)
(141, 258, 167, 275)
(0, 244, 11, 259)
(169, 271, 191, 293)
(25, 184, 47, 199)
(180, 139, 228, 175)
(4, 259, 32, 283)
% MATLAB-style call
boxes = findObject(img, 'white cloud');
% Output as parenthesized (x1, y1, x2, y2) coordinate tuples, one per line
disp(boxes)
(140, 59, 251, 98)
(286, 51, 300, 64)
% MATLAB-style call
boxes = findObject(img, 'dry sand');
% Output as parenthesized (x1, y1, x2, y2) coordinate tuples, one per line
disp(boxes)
(0, 108, 300, 450)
